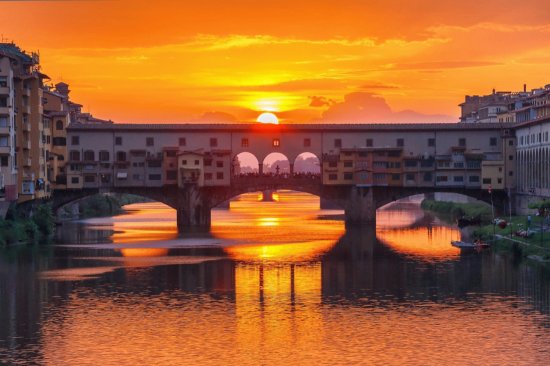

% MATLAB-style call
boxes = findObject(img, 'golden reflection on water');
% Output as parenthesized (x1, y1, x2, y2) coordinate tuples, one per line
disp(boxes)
(212, 191, 345, 263)
(29, 193, 550, 366)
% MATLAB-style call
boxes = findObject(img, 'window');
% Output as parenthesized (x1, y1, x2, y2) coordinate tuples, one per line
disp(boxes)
(0, 116, 8, 127)
(328, 161, 337, 168)
(115, 137, 122, 145)
(194, 160, 200, 165)
(167, 170, 177, 180)
(0, 136, 8, 147)
(423, 172, 432, 181)
(71, 177, 79, 184)
(182, 160, 187, 165)
(343, 172, 353, 180)
(405, 173, 415, 181)
(490, 137, 497, 146)
(304, 138, 311, 147)
(508, 155, 513, 161)
(497, 178, 502, 184)
(436, 175, 448, 182)
(148, 160, 161, 168)
(469, 175, 480, 183)
(71, 136, 80, 145)
(216, 172, 224, 180)
(241, 138, 249, 148)
(334, 139, 342, 148)
(204, 159, 212, 166)
(179, 137, 186, 146)
(146, 137, 154, 146)
(404, 160, 417, 168)
(391, 174, 400, 181)
(366, 138, 373, 147)
(483, 178, 492, 184)
(498, 167, 502, 172)
(453, 176, 464, 182)
(166, 150, 177, 157)
(454, 162, 464, 168)
(428, 138, 435, 147)
(509, 171, 514, 176)
(205, 173, 213, 180)
(69, 150, 80, 161)
(116, 151, 127, 162)
(458, 138, 466, 147)
(396, 138, 404, 147)
(508, 140, 514, 146)
(343, 161, 353, 168)
(420, 160, 434, 168)
(83, 150, 95, 161)
(216, 161, 224, 168)
(132, 174, 143, 180)
(99, 151, 110, 161)
(328, 173, 338, 181)
(272, 138, 280, 147)
(84, 175, 96, 183)
(210, 138, 218, 147)
(148, 174, 161, 180)
(0, 156, 8, 167)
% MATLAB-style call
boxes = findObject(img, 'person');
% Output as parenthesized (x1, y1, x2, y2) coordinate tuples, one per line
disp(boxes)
(527, 215, 532, 229)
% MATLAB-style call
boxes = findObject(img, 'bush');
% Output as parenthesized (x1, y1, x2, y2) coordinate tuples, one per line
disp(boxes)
(32, 203, 54, 237)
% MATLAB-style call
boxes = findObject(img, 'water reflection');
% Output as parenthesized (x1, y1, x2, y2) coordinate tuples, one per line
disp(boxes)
(1, 192, 549, 365)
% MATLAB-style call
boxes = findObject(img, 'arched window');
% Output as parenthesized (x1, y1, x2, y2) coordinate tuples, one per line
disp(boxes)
(99, 150, 110, 162)
(56, 120, 64, 130)
(83, 150, 95, 161)
(69, 150, 80, 161)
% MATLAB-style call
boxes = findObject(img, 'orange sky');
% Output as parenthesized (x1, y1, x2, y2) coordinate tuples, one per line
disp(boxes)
(2, 0, 550, 123)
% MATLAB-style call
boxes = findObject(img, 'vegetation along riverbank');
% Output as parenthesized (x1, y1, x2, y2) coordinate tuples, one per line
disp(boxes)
(0, 204, 54, 247)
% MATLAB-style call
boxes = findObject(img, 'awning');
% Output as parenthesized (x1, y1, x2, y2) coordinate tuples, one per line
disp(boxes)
(116, 172, 128, 179)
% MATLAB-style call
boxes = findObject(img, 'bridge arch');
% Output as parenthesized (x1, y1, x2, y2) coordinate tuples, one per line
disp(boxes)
(233, 152, 259, 175)
(293, 152, 321, 174)
(262, 152, 290, 175)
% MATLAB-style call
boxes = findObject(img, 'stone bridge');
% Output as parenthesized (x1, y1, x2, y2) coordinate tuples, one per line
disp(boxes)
(47, 176, 509, 233)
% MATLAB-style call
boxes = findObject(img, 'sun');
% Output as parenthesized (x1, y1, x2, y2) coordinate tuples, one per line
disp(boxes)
(256, 112, 279, 124)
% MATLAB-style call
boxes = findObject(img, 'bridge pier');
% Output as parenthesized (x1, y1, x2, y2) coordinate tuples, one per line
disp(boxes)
(176, 186, 211, 233)
(344, 186, 377, 227)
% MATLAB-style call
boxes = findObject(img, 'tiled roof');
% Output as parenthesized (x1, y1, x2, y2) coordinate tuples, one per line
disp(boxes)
(0, 43, 33, 63)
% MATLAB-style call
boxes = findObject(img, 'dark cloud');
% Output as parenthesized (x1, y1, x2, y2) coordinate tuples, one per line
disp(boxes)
(317, 92, 455, 123)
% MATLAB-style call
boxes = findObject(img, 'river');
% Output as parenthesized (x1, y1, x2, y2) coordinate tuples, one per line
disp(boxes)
(1, 191, 549, 365)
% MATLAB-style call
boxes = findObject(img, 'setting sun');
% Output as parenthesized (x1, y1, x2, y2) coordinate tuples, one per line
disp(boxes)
(256, 112, 279, 124)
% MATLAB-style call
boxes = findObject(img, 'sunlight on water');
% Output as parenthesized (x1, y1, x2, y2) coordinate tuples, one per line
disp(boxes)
(1, 192, 549, 366)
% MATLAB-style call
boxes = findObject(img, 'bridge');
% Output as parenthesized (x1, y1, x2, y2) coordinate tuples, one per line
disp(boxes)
(49, 175, 508, 233)
(24, 121, 518, 232)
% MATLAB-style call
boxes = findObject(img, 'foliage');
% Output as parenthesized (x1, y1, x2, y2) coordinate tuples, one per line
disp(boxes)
(421, 199, 492, 222)
(32, 203, 54, 237)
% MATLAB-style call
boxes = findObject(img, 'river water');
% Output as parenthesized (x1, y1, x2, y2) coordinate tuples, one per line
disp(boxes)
(0, 191, 549, 366)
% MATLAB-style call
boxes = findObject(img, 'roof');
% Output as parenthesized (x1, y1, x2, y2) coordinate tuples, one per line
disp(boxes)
(0, 43, 33, 63)
(67, 122, 511, 133)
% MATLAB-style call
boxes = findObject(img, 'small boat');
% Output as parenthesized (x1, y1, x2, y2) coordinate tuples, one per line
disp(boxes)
(451, 240, 491, 250)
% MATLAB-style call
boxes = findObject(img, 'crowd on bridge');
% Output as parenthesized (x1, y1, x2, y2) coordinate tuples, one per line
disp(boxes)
(234, 172, 321, 179)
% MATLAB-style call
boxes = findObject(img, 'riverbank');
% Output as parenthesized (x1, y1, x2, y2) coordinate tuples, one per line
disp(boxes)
(420, 199, 492, 223)
(59, 193, 152, 219)
(472, 216, 550, 260)
(0, 204, 54, 247)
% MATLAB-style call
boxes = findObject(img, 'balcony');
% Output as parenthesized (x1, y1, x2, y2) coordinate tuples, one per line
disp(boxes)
(0, 86, 9, 95)
(0, 146, 10, 155)
(22, 122, 31, 132)
(22, 88, 31, 97)
(22, 140, 31, 150)
(0, 126, 9, 135)
(22, 105, 31, 114)
(23, 157, 32, 167)
(0, 106, 9, 115)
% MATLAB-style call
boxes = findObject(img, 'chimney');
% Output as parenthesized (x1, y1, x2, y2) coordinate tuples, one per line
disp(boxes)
(492, 88, 495, 95)
(523, 83, 527, 93)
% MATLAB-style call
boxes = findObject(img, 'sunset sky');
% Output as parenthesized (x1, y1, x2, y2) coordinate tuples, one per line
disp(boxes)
(2, 0, 550, 123)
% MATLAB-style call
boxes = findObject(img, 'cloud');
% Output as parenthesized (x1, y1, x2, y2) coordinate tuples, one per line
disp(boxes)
(309, 96, 335, 108)
(317, 92, 455, 123)
(194, 111, 238, 123)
